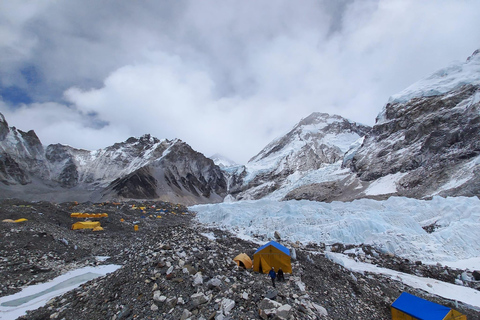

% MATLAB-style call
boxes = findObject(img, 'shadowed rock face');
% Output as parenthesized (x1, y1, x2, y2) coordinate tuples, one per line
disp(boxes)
(104, 141, 227, 205)
(0, 113, 10, 141)
(110, 167, 159, 199)
(0, 153, 30, 185)
(352, 84, 480, 198)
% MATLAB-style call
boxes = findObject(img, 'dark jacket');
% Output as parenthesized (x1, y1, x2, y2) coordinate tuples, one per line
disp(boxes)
(268, 269, 276, 279)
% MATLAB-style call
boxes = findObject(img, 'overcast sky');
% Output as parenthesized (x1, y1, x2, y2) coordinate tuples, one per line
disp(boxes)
(1, 0, 479, 164)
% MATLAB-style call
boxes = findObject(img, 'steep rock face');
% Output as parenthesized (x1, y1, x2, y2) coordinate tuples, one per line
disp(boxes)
(229, 113, 371, 200)
(0, 113, 10, 141)
(108, 167, 159, 199)
(104, 140, 228, 205)
(0, 153, 30, 185)
(351, 50, 480, 198)
(161, 141, 227, 199)
(0, 114, 46, 184)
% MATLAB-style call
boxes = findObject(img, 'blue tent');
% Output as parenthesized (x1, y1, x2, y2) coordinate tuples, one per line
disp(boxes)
(254, 241, 290, 256)
(253, 241, 292, 274)
(391, 292, 466, 320)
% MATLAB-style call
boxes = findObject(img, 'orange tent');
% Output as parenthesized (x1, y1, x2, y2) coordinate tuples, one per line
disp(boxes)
(233, 253, 253, 269)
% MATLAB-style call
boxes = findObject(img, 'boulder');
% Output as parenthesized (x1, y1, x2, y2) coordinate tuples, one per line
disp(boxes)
(207, 277, 222, 289)
(258, 298, 283, 319)
(220, 298, 235, 315)
(191, 292, 209, 307)
(180, 309, 192, 320)
(192, 272, 203, 286)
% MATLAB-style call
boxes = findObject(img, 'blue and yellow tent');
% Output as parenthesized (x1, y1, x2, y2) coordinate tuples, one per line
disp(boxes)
(391, 292, 466, 320)
(253, 240, 292, 274)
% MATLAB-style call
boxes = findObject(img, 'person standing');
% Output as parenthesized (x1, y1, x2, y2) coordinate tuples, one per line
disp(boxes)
(268, 267, 277, 288)
(277, 268, 284, 282)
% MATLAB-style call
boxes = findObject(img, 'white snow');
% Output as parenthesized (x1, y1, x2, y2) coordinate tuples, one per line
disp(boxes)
(209, 153, 238, 168)
(200, 232, 216, 240)
(388, 52, 480, 105)
(377, 50, 480, 124)
(326, 252, 480, 309)
(191, 196, 480, 267)
(0, 265, 121, 320)
(364, 172, 407, 196)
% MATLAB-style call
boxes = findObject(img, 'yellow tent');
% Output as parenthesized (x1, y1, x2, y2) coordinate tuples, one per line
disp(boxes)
(71, 213, 108, 218)
(92, 226, 104, 231)
(71, 221, 101, 230)
(2, 218, 27, 223)
(233, 253, 253, 269)
(253, 241, 292, 274)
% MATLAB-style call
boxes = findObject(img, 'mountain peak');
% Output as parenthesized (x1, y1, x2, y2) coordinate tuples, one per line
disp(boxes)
(386, 50, 480, 106)
(466, 48, 480, 62)
(0, 112, 9, 141)
(209, 153, 238, 168)
(298, 112, 342, 126)
(125, 134, 161, 146)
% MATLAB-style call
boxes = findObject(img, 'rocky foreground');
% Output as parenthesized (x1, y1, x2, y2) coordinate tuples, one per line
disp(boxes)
(1, 199, 479, 320)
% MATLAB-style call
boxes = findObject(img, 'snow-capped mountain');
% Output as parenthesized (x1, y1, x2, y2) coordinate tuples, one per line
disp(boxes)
(227, 112, 371, 200)
(2, 50, 480, 204)
(351, 49, 480, 199)
(0, 117, 226, 205)
(231, 49, 480, 203)
(209, 153, 238, 168)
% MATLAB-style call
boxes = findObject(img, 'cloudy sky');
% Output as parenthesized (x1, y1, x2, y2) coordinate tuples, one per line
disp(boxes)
(1, 0, 479, 164)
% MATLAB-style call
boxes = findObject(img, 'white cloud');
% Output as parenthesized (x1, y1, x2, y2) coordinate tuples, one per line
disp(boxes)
(1, 0, 480, 163)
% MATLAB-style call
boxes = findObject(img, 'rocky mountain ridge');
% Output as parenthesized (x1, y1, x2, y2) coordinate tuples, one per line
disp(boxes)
(256, 49, 480, 202)
(0, 117, 226, 205)
(2, 49, 480, 204)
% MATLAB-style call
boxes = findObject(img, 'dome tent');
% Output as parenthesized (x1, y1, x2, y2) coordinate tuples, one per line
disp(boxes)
(253, 240, 292, 274)
(233, 253, 253, 269)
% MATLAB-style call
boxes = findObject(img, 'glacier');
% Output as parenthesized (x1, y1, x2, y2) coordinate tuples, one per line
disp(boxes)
(191, 196, 480, 269)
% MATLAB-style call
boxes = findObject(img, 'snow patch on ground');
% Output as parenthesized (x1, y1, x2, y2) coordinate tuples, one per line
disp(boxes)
(326, 252, 480, 309)
(0, 265, 121, 320)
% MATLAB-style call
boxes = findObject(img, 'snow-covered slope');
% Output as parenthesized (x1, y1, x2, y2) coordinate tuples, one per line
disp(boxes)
(228, 113, 371, 200)
(209, 153, 238, 168)
(383, 49, 480, 107)
(282, 50, 480, 202)
(192, 196, 480, 268)
(351, 49, 480, 199)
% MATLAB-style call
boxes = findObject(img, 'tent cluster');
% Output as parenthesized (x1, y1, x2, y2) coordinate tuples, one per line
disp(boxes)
(71, 213, 108, 218)
(130, 204, 187, 215)
(391, 292, 466, 320)
(233, 241, 292, 274)
(71, 221, 103, 231)
(2, 218, 28, 223)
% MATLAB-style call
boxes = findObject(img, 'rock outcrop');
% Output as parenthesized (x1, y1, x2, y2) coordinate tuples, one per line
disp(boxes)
(351, 50, 480, 198)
